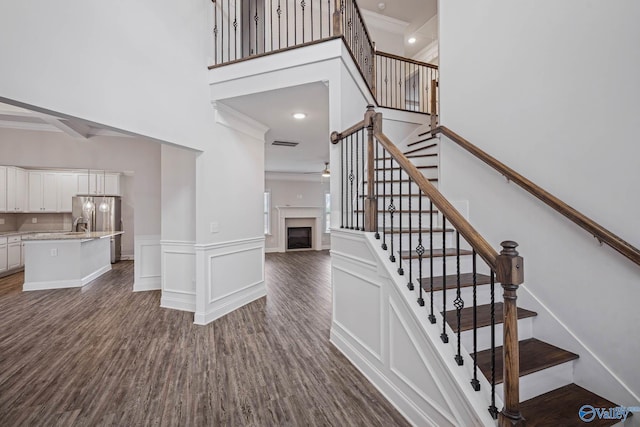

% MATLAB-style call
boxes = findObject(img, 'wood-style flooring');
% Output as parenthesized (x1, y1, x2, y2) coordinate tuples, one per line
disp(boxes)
(0, 252, 409, 426)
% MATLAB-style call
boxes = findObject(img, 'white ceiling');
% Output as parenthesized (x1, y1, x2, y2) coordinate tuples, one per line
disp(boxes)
(0, 101, 130, 139)
(220, 82, 331, 174)
(358, 0, 438, 57)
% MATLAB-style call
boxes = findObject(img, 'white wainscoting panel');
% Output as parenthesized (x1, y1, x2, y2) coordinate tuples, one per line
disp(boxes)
(161, 241, 196, 312)
(133, 235, 161, 292)
(329, 229, 495, 427)
(194, 237, 266, 325)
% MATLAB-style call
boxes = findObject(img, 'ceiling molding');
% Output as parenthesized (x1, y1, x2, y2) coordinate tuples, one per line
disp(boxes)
(360, 9, 409, 36)
(414, 39, 439, 64)
(212, 101, 270, 142)
(0, 120, 55, 132)
(265, 171, 326, 182)
(38, 115, 90, 139)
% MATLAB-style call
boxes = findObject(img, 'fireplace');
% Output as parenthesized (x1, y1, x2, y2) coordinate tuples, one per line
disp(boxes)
(287, 227, 312, 250)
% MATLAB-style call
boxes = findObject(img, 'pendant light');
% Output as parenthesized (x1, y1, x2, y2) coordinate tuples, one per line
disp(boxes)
(82, 169, 95, 212)
(321, 162, 330, 177)
(98, 170, 110, 212)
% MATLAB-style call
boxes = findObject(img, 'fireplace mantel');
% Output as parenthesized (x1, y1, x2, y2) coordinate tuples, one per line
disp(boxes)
(276, 206, 323, 252)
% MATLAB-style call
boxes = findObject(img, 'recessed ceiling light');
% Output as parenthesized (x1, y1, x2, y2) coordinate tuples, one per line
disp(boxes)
(408, 37, 417, 44)
(292, 112, 306, 120)
(378, 2, 386, 11)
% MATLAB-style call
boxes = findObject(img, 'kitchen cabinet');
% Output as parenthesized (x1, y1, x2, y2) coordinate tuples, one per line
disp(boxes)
(77, 172, 120, 196)
(0, 237, 7, 273)
(58, 173, 76, 212)
(7, 167, 27, 212)
(7, 241, 21, 270)
(0, 166, 7, 212)
(28, 171, 59, 212)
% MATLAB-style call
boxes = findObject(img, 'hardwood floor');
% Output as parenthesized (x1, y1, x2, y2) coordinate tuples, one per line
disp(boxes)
(0, 252, 409, 426)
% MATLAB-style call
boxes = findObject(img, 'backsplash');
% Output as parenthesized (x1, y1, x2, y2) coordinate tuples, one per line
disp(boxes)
(0, 213, 72, 232)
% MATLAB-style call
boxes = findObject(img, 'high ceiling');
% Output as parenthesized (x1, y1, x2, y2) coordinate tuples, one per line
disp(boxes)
(358, 0, 438, 57)
(221, 82, 330, 175)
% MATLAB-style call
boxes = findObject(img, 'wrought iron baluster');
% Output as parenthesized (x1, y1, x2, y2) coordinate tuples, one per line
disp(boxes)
(286, 0, 289, 47)
(327, 0, 331, 38)
(440, 216, 448, 343)
(269, 0, 273, 52)
(388, 159, 396, 263)
(381, 146, 387, 251)
(277, 0, 282, 49)
(213, 3, 218, 64)
(341, 137, 345, 228)
(454, 231, 464, 366)
(234, 0, 238, 60)
(361, 129, 365, 231)
(310, 0, 313, 41)
(428, 201, 435, 323)
(221, 0, 225, 61)
(349, 134, 354, 229)
(471, 250, 480, 391)
(254, 4, 259, 55)
(488, 271, 498, 419)
(294, 0, 297, 45)
(407, 177, 414, 291)
(397, 168, 403, 275)
(355, 130, 359, 231)
(374, 140, 380, 240)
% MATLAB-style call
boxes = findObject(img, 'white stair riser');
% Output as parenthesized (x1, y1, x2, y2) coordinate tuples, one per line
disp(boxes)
(461, 317, 534, 353)
(495, 362, 574, 403)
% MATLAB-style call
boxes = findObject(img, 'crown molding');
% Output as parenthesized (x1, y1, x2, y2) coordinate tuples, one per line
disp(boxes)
(211, 101, 270, 142)
(360, 9, 409, 36)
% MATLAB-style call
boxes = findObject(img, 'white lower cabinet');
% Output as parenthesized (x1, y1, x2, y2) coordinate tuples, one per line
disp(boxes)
(7, 242, 20, 270)
(0, 242, 7, 273)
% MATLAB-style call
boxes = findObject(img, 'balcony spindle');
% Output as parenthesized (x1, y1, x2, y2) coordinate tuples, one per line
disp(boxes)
(440, 216, 448, 343)
(471, 250, 480, 391)
(454, 231, 464, 366)
(428, 200, 435, 323)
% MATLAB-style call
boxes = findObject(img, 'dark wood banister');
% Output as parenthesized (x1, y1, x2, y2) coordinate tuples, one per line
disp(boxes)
(432, 126, 640, 267)
(376, 50, 439, 70)
(373, 124, 500, 271)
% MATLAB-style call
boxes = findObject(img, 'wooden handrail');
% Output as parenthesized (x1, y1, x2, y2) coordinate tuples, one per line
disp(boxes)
(330, 120, 366, 144)
(373, 128, 499, 270)
(433, 126, 640, 267)
(376, 50, 439, 70)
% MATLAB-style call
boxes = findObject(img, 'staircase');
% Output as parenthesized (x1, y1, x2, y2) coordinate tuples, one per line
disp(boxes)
(333, 107, 630, 426)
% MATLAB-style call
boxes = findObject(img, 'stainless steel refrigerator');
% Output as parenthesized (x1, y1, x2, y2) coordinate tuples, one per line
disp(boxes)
(72, 195, 123, 263)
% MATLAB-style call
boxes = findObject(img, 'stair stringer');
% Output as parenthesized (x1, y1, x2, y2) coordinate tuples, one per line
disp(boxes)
(330, 228, 499, 427)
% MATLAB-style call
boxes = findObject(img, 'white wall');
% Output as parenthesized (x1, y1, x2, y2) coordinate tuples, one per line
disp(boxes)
(360, 9, 406, 55)
(440, 0, 640, 406)
(265, 176, 330, 251)
(0, 128, 161, 259)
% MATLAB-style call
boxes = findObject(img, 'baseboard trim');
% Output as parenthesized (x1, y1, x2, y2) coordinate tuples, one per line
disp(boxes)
(133, 278, 161, 292)
(194, 280, 266, 325)
(161, 294, 196, 312)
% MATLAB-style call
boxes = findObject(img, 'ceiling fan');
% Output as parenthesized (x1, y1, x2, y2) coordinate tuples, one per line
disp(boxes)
(303, 162, 330, 177)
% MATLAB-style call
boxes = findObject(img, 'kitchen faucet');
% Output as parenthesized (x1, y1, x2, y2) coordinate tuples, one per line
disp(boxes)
(73, 216, 89, 232)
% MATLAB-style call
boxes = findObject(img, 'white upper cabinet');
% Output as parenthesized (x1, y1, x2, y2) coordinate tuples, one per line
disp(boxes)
(0, 166, 6, 212)
(77, 172, 120, 196)
(28, 171, 60, 212)
(58, 173, 76, 212)
(7, 167, 27, 212)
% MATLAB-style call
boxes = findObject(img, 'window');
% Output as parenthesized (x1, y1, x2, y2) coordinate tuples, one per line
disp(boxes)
(264, 191, 271, 235)
(325, 192, 331, 233)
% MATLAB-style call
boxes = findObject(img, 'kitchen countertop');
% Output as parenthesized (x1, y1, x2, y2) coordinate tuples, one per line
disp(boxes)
(0, 230, 69, 237)
(22, 231, 124, 241)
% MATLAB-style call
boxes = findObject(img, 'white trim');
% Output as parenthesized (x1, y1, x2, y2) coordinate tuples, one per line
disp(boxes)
(212, 101, 270, 142)
(331, 325, 444, 427)
(360, 9, 409, 35)
(133, 234, 161, 292)
(194, 280, 266, 326)
(207, 245, 265, 304)
(161, 295, 196, 312)
(193, 236, 265, 251)
(521, 286, 640, 403)
(414, 39, 439, 64)
(23, 264, 111, 291)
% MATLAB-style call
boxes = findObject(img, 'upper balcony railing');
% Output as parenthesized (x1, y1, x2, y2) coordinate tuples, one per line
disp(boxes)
(210, 0, 438, 117)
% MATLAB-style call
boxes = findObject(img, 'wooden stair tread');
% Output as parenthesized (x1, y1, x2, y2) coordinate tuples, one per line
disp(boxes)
(355, 209, 438, 214)
(407, 135, 438, 147)
(520, 384, 624, 426)
(383, 228, 452, 234)
(364, 178, 437, 183)
(404, 143, 438, 155)
(419, 273, 493, 291)
(474, 338, 579, 384)
(376, 153, 437, 160)
(444, 303, 537, 332)
(400, 248, 473, 259)
(375, 165, 437, 170)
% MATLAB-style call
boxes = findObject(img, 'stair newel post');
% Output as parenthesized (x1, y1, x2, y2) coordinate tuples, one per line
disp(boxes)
(429, 78, 438, 131)
(332, 0, 343, 37)
(496, 240, 525, 427)
(364, 105, 378, 233)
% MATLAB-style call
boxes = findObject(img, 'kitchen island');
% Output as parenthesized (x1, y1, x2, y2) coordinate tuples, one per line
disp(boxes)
(22, 231, 124, 291)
